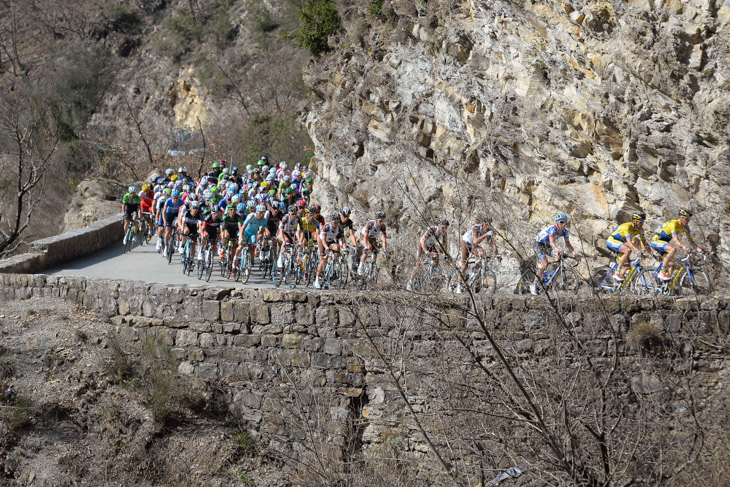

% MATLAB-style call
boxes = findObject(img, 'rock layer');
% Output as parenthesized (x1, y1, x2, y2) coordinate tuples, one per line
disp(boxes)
(304, 0, 730, 271)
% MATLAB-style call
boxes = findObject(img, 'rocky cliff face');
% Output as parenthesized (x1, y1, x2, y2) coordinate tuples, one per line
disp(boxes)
(304, 0, 730, 270)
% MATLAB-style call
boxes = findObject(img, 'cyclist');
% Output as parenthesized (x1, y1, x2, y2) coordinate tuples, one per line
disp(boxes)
(297, 207, 320, 248)
(314, 212, 349, 289)
(531, 212, 580, 295)
(339, 206, 359, 272)
(407, 219, 450, 289)
(277, 205, 301, 269)
(178, 166, 193, 185)
(178, 200, 203, 262)
(138, 184, 155, 238)
(358, 211, 388, 276)
(238, 204, 269, 266)
(122, 186, 141, 246)
(162, 189, 184, 257)
(607, 212, 648, 281)
(209, 161, 222, 180)
(651, 207, 704, 280)
(155, 188, 171, 251)
(220, 204, 243, 259)
(457, 216, 500, 293)
(199, 208, 223, 260)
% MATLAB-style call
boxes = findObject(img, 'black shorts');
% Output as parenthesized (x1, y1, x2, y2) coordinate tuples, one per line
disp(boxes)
(164, 212, 178, 227)
(183, 224, 199, 239)
(533, 241, 552, 259)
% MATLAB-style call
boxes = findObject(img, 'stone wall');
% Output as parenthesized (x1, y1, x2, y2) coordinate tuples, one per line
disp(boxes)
(0, 213, 124, 274)
(3, 272, 727, 474)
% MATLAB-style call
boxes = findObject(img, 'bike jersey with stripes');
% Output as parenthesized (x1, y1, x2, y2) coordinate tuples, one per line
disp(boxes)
(536, 225, 569, 245)
(462, 224, 492, 244)
(243, 213, 267, 235)
(202, 214, 222, 231)
(280, 214, 300, 234)
(653, 219, 689, 241)
(321, 223, 344, 244)
(361, 220, 387, 239)
(421, 226, 445, 248)
(222, 213, 242, 233)
(609, 222, 644, 243)
(123, 192, 140, 209)
(164, 198, 183, 214)
(180, 208, 203, 226)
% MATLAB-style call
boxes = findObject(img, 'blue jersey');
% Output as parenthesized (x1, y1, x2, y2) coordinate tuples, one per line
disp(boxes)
(536, 225, 569, 245)
(164, 198, 183, 214)
(242, 213, 268, 235)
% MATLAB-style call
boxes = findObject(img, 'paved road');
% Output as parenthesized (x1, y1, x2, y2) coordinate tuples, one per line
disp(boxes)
(44, 236, 281, 288)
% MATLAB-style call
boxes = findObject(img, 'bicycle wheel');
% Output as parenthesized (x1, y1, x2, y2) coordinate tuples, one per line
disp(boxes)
(515, 268, 537, 295)
(479, 269, 497, 294)
(365, 264, 378, 291)
(205, 248, 214, 282)
(427, 267, 444, 293)
(680, 268, 711, 295)
(631, 269, 657, 295)
(241, 249, 251, 284)
(446, 269, 461, 293)
(272, 255, 284, 287)
(185, 246, 193, 277)
(166, 236, 174, 264)
(549, 267, 579, 294)
(181, 244, 189, 274)
(123, 227, 133, 253)
(334, 259, 346, 289)
(305, 253, 316, 288)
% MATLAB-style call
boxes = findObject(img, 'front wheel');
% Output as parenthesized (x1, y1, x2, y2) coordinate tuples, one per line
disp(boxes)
(241, 250, 252, 284)
(515, 268, 536, 295)
(680, 268, 711, 295)
(197, 252, 205, 280)
(426, 267, 443, 293)
(478, 269, 498, 294)
(631, 269, 657, 296)
(549, 267, 579, 294)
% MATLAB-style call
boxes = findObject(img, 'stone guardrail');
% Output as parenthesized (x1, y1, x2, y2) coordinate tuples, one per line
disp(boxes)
(0, 213, 123, 274)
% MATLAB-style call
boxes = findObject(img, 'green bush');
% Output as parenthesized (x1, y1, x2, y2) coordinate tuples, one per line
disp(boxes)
(370, 0, 385, 19)
(297, 0, 341, 55)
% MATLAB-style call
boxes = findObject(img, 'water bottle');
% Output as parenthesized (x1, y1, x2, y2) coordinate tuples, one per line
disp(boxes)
(543, 271, 549, 283)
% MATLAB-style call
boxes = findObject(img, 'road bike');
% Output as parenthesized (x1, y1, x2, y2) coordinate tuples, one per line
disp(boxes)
(257, 237, 275, 280)
(632, 251, 711, 296)
(122, 212, 141, 254)
(196, 238, 215, 282)
(447, 251, 498, 294)
(180, 235, 195, 276)
(238, 242, 254, 285)
(141, 211, 154, 243)
(593, 255, 644, 295)
(164, 227, 179, 264)
(515, 254, 580, 296)
(403, 253, 443, 293)
(321, 248, 348, 290)
(353, 248, 382, 291)
(273, 242, 296, 288)
(219, 238, 237, 279)
(295, 241, 318, 288)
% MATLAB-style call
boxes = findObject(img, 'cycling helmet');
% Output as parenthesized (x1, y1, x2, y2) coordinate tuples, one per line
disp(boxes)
(212, 161, 220, 169)
(178, 166, 187, 173)
(153, 185, 161, 193)
(260, 181, 270, 189)
(296, 199, 306, 208)
(312, 204, 321, 213)
(231, 195, 241, 204)
(292, 170, 301, 178)
(236, 203, 247, 213)
(210, 186, 219, 194)
(375, 211, 386, 220)
(329, 212, 339, 221)
(261, 155, 268, 161)
(142, 184, 150, 191)
(211, 208, 221, 216)
(278, 201, 287, 210)
(167, 182, 175, 189)
(174, 181, 183, 189)
(480, 215, 493, 225)
(261, 165, 269, 173)
(247, 200, 256, 208)
(226, 204, 236, 212)
(157, 177, 166, 184)
(163, 188, 172, 195)
(266, 174, 276, 182)
(190, 201, 200, 209)
(307, 206, 317, 213)
(269, 167, 276, 174)
(257, 159, 265, 167)
(199, 180, 209, 188)
(203, 190, 213, 200)
(232, 166, 238, 174)
(170, 175, 178, 182)
(285, 187, 294, 194)
(283, 175, 291, 182)
(555, 213, 568, 223)
(678, 207, 693, 217)
(128, 185, 136, 193)
(171, 190, 181, 197)
(279, 161, 287, 169)
(288, 205, 297, 213)
(305, 177, 313, 184)
(253, 168, 260, 174)
(182, 184, 190, 192)
(439, 218, 450, 227)
(255, 204, 266, 213)
(341, 206, 351, 217)
(631, 211, 646, 222)
(268, 189, 276, 196)
(218, 159, 226, 165)
(295, 162, 303, 169)
(187, 193, 199, 202)
(165, 168, 174, 176)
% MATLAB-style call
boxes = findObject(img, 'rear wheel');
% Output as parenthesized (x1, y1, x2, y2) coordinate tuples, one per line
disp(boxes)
(549, 267, 579, 294)
(123, 227, 133, 253)
(631, 269, 657, 295)
(515, 268, 536, 295)
(427, 267, 443, 293)
(446, 269, 462, 293)
(204, 249, 214, 282)
(479, 269, 498, 294)
(241, 250, 252, 284)
(197, 250, 205, 280)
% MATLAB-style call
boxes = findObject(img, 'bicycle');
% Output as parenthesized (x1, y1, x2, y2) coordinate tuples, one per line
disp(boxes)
(122, 212, 140, 254)
(273, 242, 297, 288)
(515, 254, 580, 296)
(354, 248, 382, 291)
(257, 237, 275, 280)
(321, 248, 347, 290)
(447, 252, 498, 294)
(593, 255, 644, 295)
(238, 242, 254, 284)
(165, 227, 179, 264)
(141, 211, 154, 243)
(179, 235, 195, 276)
(196, 238, 215, 282)
(632, 251, 711, 296)
(296, 241, 318, 288)
(219, 239, 237, 279)
(403, 253, 443, 293)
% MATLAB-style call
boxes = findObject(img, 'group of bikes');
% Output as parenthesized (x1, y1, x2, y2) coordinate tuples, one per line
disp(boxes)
(122, 211, 381, 290)
(123, 211, 712, 296)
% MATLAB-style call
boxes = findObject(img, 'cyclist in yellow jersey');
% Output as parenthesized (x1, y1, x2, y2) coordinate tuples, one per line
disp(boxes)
(296, 209, 319, 248)
(606, 212, 648, 281)
(650, 207, 703, 280)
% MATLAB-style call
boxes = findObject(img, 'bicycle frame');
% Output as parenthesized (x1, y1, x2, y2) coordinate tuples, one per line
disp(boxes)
(598, 257, 642, 293)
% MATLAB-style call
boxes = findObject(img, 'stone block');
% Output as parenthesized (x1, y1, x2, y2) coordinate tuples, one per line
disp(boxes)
(190, 322, 212, 332)
(302, 337, 323, 352)
(324, 338, 342, 355)
(118, 299, 130, 315)
(196, 362, 218, 378)
(282, 333, 302, 349)
(189, 348, 205, 361)
(176, 330, 199, 347)
(234, 390, 262, 409)
(261, 335, 279, 347)
(271, 303, 295, 324)
(221, 301, 234, 322)
(311, 353, 329, 368)
(202, 300, 220, 321)
(233, 301, 250, 324)
(347, 358, 364, 373)
(316, 305, 338, 326)
(263, 290, 284, 302)
(338, 308, 355, 327)
(718, 310, 730, 334)
(295, 304, 315, 325)
(233, 335, 261, 346)
(273, 350, 310, 367)
(251, 305, 270, 325)
(200, 333, 217, 348)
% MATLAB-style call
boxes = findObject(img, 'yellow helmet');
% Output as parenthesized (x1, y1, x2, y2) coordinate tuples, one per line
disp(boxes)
(261, 181, 270, 189)
(170, 174, 178, 182)
(142, 184, 151, 191)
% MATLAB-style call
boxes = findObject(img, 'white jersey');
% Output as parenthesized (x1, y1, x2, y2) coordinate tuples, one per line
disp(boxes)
(361, 220, 387, 239)
(421, 226, 446, 249)
(462, 224, 492, 245)
(321, 223, 344, 244)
